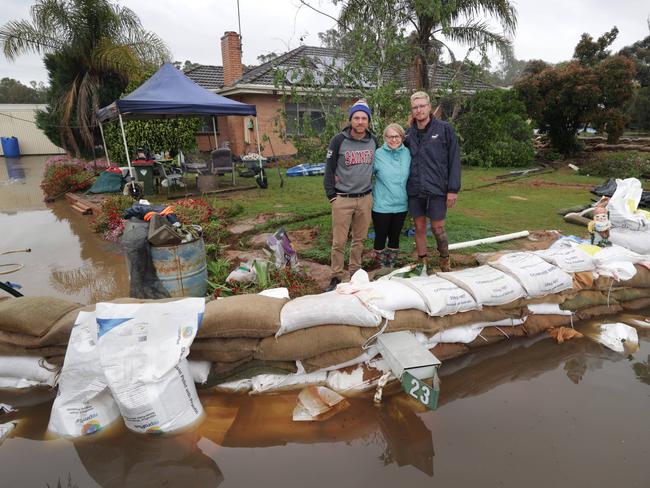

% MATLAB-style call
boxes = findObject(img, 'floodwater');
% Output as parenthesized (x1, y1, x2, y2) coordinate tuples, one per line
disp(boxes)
(1, 155, 129, 304)
(1, 329, 649, 487)
(1, 156, 649, 487)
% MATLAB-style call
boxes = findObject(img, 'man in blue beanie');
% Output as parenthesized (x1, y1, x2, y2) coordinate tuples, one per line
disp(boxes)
(323, 99, 377, 291)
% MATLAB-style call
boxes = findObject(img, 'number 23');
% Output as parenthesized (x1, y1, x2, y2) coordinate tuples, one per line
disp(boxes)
(409, 379, 430, 405)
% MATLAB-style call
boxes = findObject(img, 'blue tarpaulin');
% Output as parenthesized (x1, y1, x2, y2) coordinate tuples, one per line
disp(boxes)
(97, 63, 256, 122)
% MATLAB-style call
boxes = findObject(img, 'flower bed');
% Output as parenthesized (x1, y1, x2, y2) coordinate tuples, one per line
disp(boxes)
(40, 156, 116, 200)
(91, 195, 133, 242)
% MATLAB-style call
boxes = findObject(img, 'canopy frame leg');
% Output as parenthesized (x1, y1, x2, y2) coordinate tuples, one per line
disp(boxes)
(98, 122, 109, 161)
(212, 116, 218, 150)
(118, 113, 133, 179)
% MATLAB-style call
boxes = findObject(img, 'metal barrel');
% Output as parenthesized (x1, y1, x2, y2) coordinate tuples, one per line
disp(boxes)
(150, 237, 207, 297)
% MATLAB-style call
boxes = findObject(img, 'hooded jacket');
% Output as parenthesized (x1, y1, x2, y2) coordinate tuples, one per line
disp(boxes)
(405, 118, 461, 197)
(323, 126, 377, 201)
(372, 143, 410, 213)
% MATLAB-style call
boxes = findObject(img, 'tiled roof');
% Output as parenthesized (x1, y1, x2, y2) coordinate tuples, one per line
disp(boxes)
(428, 64, 494, 93)
(184, 65, 224, 90)
(189, 45, 493, 92)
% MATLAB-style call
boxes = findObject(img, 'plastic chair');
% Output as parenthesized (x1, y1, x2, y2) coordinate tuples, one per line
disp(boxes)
(210, 148, 237, 185)
(157, 162, 185, 193)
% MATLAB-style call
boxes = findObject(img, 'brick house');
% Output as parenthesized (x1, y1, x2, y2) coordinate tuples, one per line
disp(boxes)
(185, 31, 492, 158)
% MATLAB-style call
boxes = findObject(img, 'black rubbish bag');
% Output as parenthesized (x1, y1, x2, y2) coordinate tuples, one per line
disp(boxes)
(255, 167, 268, 189)
(121, 219, 171, 299)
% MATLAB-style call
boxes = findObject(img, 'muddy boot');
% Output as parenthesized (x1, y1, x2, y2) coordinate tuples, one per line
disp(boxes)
(439, 255, 452, 272)
(417, 254, 428, 275)
(381, 249, 392, 268)
(386, 248, 398, 268)
(373, 249, 385, 268)
(325, 277, 341, 292)
(433, 228, 450, 272)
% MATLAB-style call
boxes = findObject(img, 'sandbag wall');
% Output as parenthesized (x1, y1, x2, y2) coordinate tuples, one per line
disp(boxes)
(1, 262, 649, 393)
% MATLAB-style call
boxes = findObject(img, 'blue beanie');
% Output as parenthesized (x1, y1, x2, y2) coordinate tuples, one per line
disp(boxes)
(348, 99, 371, 120)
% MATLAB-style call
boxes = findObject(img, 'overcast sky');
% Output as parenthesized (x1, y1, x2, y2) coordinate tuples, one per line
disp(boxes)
(1, 0, 648, 85)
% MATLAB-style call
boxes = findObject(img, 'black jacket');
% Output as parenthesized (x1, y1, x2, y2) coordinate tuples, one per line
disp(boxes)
(405, 118, 461, 197)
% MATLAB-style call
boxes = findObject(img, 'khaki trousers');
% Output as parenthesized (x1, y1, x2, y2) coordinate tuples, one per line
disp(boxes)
(330, 193, 373, 279)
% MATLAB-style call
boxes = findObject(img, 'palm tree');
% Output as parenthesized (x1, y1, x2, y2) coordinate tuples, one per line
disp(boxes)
(403, 0, 518, 91)
(0, 0, 170, 156)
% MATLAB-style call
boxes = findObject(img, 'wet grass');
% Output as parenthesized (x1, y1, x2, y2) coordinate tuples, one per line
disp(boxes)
(198, 165, 610, 262)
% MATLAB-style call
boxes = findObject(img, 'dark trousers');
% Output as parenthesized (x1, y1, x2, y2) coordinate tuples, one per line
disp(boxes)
(372, 211, 407, 250)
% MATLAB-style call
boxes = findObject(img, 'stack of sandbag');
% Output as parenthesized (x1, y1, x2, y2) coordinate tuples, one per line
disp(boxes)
(0, 297, 82, 363)
(0, 297, 83, 388)
(211, 247, 650, 393)
(1, 241, 649, 397)
(188, 294, 297, 384)
(0, 355, 59, 388)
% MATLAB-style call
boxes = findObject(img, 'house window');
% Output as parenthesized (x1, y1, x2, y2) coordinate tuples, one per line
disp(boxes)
(198, 116, 218, 134)
(284, 102, 325, 135)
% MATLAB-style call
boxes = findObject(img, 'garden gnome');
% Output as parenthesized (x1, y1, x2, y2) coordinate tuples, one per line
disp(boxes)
(588, 206, 612, 247)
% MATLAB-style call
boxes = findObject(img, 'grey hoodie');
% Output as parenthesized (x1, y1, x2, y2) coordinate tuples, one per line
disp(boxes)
(323, 126, 377, 201)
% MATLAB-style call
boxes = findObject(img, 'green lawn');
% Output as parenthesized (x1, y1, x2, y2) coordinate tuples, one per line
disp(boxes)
(196, 165, 619, 263)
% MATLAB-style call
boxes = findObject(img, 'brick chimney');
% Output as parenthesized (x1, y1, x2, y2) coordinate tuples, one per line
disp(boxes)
(221, 31, 243, 86)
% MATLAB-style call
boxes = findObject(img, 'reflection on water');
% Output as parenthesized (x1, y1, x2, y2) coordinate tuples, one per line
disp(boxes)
(1, 325, 648, 487)
(2, 156, 128, 303)
(632, 355, 650, 385)
(2, 157, 25, 183)
(74, 430, 224, 488)
(377, 400, 434, 476)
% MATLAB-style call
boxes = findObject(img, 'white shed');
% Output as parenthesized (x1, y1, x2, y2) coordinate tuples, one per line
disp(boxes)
(0, 104, 65, 156)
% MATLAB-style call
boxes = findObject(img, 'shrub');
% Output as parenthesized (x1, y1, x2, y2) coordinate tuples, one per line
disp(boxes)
(91, 195, 132, 241)
(579, 151, 650, 178)
(172, 198, 228, 247)
(601, 108, 627, 144)
(40, 156, 115, 200)
(41, 164, 94, 199)
(457, 89, 534, 168)
(173, 198, 214, 224)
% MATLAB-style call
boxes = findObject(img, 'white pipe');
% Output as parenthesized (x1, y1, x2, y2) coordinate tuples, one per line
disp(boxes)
(98, 122, 108, 161)
(118, 113, 133, 178)
(448, 231, 530, 250)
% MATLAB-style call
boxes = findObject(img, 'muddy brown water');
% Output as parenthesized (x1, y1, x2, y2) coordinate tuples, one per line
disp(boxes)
(1, 156, 649, 487)
(1, 156, 129, 303)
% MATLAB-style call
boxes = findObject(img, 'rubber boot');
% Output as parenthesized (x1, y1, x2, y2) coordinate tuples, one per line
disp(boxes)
(434, 229, 450, 272)
(417, 254, 428, 276)
(373, 249, 385, 268)
(439, 255, 452, 272)
(386, 248, 398, 268)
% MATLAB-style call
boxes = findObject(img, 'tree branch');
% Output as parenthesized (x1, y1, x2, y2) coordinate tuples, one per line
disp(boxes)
(298, 1, 343, 28)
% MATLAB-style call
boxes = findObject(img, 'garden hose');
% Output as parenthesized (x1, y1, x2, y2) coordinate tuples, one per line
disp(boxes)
(0, 264, 23, 275)
(0, 248, 31, 297)
(0, 248, 31, 275)
(1, 248, 31, 256)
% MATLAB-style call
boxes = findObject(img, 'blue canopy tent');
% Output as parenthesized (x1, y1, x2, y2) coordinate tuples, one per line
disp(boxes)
(97, 63, 259, 182)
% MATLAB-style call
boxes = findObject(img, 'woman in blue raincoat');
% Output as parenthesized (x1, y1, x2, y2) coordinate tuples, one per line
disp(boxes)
(371, 123, 411, 267)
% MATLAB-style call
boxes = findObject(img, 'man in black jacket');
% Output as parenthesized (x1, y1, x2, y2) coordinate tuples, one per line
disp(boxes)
(405, 91, 461, 272)
(323, 99, 377, 291)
